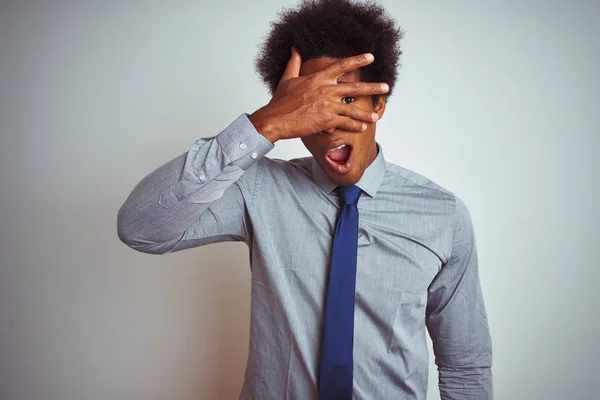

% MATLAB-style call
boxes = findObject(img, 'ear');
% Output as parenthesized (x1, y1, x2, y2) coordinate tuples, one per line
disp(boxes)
(374, 95, 387, 119)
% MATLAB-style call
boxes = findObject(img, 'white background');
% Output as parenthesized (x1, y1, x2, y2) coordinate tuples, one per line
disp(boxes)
(1, 1, 598, 399)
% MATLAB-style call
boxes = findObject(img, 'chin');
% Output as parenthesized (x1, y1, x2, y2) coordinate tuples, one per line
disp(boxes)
(327, 171, 361, 186)
(322, 162, 364, 186)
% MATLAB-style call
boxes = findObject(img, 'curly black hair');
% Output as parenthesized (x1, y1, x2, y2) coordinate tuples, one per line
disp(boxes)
(255, 0, 403, 106)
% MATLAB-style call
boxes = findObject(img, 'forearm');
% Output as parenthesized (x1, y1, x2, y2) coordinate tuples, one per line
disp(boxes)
(116, 114, 273, 253)
(437, 353, 493, 399)
(431, 289, 493, 399)
(429, 270, 494, 399)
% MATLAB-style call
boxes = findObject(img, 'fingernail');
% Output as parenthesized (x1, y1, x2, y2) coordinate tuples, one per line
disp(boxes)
(380, 83, 389, 91)
(365, 53, 374, 61)
(362, 123, 367, 130)
(371, 113, 379, 121)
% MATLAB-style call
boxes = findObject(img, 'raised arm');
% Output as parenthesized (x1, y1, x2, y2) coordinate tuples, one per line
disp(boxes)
(426, 197, 494, 399)
(117, 114, 274, 254)
(117, 49, 389, 254)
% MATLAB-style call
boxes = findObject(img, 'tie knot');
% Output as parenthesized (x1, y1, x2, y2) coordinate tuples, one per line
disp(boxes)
(337, 185, 361, 206)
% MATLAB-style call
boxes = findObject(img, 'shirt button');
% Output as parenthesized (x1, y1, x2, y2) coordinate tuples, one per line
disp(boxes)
(239, 142, 247, 150)
(198, 174, 206, 181)
(251, 152, 258, 159)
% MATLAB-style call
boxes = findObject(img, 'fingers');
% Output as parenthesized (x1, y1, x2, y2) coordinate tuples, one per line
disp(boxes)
(280, 47, 302, 82)
(333, 103, 379, 123)
(320, 53, 375, 79)
(333, 115, 368, 132)
(322, 105, 377, 135)
(329, 81, 389, 97)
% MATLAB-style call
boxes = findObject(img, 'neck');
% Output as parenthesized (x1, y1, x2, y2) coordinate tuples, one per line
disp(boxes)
(365, 142, 379, 168)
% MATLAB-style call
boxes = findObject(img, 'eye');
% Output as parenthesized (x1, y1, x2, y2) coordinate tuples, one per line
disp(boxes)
(341, 96, 355, 104)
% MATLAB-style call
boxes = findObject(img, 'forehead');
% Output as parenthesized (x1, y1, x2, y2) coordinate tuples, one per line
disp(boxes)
(299, 56, 361, 82)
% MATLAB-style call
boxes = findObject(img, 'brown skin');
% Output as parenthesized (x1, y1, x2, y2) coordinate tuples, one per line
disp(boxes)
(299, 56, 386, 186)
(249, 48, 388, 186)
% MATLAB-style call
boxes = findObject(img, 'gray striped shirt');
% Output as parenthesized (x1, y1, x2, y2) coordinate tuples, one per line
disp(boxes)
(117, 113, 493, 399)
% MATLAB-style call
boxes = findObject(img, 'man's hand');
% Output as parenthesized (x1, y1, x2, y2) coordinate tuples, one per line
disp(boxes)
(249, 47, 390, 143)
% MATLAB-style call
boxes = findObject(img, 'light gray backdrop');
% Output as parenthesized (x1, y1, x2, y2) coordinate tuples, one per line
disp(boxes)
(1, 1, 598, 399)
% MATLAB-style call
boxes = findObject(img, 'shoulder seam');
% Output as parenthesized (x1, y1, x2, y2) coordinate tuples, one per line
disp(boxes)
(385, 164, 457, 198)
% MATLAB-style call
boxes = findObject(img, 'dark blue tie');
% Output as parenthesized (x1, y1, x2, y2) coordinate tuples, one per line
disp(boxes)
(319, 185, 362, 400)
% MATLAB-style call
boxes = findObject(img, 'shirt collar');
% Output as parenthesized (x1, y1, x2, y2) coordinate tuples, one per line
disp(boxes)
(311, 142, 387, 198)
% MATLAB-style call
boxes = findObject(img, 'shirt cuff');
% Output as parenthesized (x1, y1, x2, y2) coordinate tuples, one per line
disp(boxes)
(216, 113, 275, 170)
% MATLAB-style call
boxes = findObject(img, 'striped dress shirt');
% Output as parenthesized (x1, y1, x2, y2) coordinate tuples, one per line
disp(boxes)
(117, 113, 493, 399)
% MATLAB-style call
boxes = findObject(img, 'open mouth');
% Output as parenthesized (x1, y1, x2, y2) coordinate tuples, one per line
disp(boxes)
(325, 143, 353, 173)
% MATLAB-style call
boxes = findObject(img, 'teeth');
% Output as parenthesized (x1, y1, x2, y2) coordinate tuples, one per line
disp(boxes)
(329, 144, 347, 151)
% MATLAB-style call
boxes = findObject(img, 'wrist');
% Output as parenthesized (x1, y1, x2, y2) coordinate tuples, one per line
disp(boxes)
(249, 108, 279, 144)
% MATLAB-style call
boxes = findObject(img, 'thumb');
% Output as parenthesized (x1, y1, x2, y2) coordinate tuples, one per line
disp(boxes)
(280, 46, 301, 82)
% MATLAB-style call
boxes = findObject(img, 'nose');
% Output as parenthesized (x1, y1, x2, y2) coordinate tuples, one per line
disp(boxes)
(318, 128, 336, 135)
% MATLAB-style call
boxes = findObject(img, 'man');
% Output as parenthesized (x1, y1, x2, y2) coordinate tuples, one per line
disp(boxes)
(117, 0, 493, 398)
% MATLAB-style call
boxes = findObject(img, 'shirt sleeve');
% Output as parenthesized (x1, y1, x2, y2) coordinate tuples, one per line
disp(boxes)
(117, 113, 274, 254)
(425, 196, 494, 399)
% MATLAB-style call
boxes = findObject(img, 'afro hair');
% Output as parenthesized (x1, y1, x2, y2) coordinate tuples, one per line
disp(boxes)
(255, 0, 403, 106)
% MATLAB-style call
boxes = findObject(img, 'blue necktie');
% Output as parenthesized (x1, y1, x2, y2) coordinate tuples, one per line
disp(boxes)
(319, 185, 362, 400)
